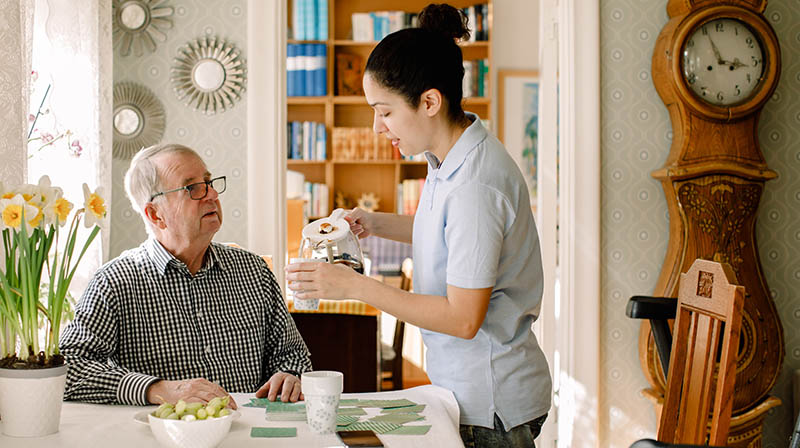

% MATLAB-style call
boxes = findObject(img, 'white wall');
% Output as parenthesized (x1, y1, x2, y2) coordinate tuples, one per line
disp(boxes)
(491, 0, 540, 124)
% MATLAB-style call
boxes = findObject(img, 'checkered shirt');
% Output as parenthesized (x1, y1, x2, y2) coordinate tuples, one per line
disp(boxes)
(60, 238, 312, 405)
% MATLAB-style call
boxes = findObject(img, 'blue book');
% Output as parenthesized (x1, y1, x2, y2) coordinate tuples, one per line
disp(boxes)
(313, 44, 326, 96)
(304, 0, 316, 41)
(293, 0, 304, 40)
(291, 121, 302, 160)
(296, 44, 307, 96)
(317, 123, 326, 160)
(287, 44, 297, 96)
(304, 44, 315, 96)
(316, 0, 328, 40)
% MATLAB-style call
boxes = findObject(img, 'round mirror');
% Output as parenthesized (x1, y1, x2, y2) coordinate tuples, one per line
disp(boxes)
(113, 0, 174, 57)
(171, 36, 246, 115)
(119, 3, 147, 31)
(113, 82, 166, 159)
(113, 106, 142, 136)
(192, 59, 226, 92)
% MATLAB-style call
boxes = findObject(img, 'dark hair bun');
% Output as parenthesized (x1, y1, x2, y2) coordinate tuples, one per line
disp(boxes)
(418, 3, 471, 42)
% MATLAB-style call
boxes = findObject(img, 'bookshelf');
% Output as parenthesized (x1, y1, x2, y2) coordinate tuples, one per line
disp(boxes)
(286, 0, 493, 220)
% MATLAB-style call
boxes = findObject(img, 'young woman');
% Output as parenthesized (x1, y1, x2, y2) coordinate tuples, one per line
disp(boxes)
(286, 4, 551, 446)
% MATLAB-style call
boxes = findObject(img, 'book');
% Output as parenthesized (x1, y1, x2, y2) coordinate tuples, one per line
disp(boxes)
(313, 44, 327, 96)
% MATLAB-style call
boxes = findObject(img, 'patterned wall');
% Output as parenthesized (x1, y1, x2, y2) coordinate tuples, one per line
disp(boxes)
(600, 1, 800, 447)
(111, 0, 248, 258)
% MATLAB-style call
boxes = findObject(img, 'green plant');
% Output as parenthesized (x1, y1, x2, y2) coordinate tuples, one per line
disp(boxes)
(0, 176, 105, 368)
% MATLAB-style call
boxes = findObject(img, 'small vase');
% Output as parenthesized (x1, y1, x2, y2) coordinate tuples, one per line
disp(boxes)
(0, 363, 68, 437)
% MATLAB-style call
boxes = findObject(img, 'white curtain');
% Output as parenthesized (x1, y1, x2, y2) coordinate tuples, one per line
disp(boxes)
(26, 0, 113, 295)
(0, 0, 34, 187)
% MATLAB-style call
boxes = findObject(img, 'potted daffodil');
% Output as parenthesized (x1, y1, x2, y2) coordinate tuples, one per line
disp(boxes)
(0, 175, 106, 437)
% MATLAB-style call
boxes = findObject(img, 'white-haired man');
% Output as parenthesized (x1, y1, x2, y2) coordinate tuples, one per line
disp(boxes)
(60, 144, 311, 407)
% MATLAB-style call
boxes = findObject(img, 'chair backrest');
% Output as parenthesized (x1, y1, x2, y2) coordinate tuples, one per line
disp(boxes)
(657, 259, 744, 446)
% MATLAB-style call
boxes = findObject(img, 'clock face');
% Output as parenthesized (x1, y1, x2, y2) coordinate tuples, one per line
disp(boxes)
(682, 18, 765, 107)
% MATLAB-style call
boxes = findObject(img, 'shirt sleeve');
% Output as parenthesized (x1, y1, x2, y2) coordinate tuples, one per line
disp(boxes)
(260, 262, 313, 378)
(443, 182, 515, 289)
(59, 272, 159, 405)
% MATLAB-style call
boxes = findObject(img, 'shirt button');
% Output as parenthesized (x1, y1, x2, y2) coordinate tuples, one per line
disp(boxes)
(196, 310, 203, 318)
(204, 345, 212, 354)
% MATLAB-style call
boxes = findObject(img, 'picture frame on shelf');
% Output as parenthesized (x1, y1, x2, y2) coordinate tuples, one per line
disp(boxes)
(498, 69, 539, 209)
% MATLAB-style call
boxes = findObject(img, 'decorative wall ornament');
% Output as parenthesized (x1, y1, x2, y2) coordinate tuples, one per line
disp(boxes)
(170, 36, 247, 115)
(356, 192, 379, 212)
(112, 82, 165, 159)
(112, 0, 174, 57)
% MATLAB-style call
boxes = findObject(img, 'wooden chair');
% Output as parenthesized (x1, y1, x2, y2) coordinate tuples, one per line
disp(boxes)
(632, 259, 744, 446)
(381, 258, 412, 391)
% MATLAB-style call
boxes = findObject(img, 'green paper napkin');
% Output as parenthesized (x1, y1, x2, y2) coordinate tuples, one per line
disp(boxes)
(250, 427, 297, 438)
(380, 404, 426, 414)
(357, 399, 417, 409)
(265, 401, 306, 413)
(336, 415, 360, 426)
(337, 421, 401, 434)
(369, 413, 425, 425)
(385, 425, 432, 435)
(337, 407, 367, 416)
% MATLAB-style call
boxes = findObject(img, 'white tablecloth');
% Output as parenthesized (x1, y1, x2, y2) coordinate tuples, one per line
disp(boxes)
(0, 385, 463, 447)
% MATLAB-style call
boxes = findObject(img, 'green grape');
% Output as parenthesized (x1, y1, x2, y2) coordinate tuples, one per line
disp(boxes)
(207, 397, 223, 409)
(185, 402, 204, 414)
(151, 395, 232, 421)
(175, 399, 187, 415)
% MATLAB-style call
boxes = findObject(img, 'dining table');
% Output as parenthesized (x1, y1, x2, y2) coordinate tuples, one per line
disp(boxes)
(0, 384, 464, 447)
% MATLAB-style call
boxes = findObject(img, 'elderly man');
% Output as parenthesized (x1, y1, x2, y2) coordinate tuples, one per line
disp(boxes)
(60, 143, 311, 407)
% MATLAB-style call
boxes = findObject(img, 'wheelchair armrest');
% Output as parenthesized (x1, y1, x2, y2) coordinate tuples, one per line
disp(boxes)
(626, 296, 677, 320)
(626, 296, 677, 376)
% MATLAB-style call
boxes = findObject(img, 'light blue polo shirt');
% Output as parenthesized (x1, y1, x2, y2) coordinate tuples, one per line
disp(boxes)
(412, 113, 552, 430)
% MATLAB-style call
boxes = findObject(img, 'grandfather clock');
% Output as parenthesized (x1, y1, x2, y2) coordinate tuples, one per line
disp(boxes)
(643, 0, 784, 446)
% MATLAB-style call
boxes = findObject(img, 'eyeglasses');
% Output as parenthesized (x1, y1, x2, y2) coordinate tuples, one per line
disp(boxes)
(149, 176, 227, 202)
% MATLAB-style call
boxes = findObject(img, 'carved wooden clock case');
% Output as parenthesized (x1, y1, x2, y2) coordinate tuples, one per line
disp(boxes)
(644, 0, 783, 445)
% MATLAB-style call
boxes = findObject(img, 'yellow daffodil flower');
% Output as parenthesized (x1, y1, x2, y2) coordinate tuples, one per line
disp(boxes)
(82, 184, 107, 229)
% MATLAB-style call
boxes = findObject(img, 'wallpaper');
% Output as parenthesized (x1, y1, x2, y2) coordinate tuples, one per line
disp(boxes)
(110, 0, 248, 258)
(600, 1, 800, 447)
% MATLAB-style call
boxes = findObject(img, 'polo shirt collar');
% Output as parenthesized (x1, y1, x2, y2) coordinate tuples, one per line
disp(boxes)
(145, 238, 226, 276)
(424, 112, 487, 180)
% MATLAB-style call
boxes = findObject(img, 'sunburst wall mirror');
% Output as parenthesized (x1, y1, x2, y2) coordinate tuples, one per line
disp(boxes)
(113, 0, 174, 57)
(113, 82, 166, 159)
(171, 36, 247, 115)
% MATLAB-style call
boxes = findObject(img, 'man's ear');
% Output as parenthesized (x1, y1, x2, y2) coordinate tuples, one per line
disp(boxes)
(420, 88, 443, 117)
(144, 203, 166, 229)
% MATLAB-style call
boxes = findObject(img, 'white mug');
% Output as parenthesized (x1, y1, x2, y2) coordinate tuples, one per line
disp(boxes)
(301, 371, 344, 435)
(288, 258, 323, 310)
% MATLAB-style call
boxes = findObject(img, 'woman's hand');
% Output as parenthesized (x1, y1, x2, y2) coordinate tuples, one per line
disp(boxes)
(345, 208, 373, 239)
(285, 260, 363, 300)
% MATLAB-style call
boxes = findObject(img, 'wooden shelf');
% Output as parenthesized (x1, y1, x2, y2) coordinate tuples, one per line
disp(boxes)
(287, 0, 492, 226)
(333, 96, 368, 105)
(287, 97, 327, 105)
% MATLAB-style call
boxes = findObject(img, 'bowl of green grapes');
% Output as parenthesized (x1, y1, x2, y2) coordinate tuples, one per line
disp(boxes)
(146, 396, 239, 448)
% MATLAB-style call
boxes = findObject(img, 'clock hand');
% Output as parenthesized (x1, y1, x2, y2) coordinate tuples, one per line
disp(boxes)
(707, 36, 725, 64)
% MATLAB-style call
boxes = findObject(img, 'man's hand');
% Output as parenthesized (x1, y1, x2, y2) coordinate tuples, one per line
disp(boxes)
(146, 378, 238, 409)
(255, 372, 303, 402)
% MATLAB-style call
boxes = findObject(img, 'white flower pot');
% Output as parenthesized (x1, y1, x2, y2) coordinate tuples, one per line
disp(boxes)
(0, 363, 68, 437)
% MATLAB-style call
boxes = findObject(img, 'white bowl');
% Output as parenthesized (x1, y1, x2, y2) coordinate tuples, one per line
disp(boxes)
(145, 410, 239, 448)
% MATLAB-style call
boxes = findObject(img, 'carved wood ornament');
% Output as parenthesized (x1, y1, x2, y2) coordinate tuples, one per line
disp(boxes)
(644, 0, 784, 445)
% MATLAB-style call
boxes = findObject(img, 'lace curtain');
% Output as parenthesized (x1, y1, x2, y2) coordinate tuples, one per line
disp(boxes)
(0, 0, 34, 187)
(5, 0, 113, 296)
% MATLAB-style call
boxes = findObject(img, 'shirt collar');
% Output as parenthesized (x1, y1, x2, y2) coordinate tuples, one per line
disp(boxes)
(424, 112, 487, 179)
(145, 238, 227, 276)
